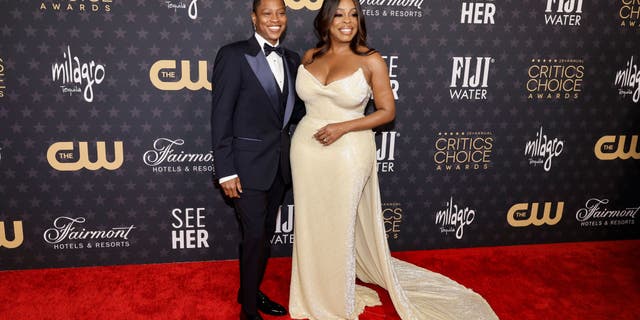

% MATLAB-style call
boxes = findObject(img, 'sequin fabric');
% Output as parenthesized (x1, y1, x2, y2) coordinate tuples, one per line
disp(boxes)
(289, 65, 498, 320)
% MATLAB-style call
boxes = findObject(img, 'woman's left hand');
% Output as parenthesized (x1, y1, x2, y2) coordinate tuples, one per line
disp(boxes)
(314, 123, 348, 146)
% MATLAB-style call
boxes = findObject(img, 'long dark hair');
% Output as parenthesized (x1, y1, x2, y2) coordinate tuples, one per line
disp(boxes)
(309, 0, 375, 63)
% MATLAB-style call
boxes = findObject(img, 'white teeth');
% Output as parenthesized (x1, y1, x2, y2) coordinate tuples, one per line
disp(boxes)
(268, 26, 281, 31)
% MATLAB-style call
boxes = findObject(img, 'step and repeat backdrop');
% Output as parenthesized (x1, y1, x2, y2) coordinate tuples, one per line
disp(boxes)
(0, 0, 638, 270)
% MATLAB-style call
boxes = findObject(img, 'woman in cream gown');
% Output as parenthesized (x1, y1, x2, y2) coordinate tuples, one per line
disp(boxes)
(289, 0, 499, 319)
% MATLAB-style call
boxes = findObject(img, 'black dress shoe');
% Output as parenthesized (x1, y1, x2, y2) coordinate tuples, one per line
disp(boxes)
(240, 310, 263, 320)
(257, 291, 287, 316)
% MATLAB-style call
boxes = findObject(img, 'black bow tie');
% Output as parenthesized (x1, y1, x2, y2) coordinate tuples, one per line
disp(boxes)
(263, 43, 284, 57)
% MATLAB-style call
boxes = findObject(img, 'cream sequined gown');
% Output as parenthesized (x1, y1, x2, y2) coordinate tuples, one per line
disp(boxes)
(289, 65, 498, 320)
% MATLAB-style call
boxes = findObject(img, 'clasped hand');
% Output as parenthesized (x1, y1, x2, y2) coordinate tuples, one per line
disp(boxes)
(314, 123, 347, 146)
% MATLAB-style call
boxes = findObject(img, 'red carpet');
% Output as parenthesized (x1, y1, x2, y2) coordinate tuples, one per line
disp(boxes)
(1, 240, 638, 320)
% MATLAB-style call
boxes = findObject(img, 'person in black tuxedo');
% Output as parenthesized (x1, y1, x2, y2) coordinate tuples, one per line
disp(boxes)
(210, 0, 303, 319)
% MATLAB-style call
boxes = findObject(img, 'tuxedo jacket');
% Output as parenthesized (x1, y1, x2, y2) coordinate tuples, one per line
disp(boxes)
(211, 36, 304, 191)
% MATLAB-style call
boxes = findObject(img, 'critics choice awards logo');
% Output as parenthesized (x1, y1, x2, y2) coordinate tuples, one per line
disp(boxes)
(594, 135, 639, 160)
(449, 57, 493, 100)
(143, 138, 214, 173)
(51, 46, 106, 103)
(382, 202, 403, 240)
(171, 208, 210, 249)
(0, 220, 24, 249)
(359, 0, 424, 18)
(39, 0, 112, 12)
(576, 198, 638, 227)
(43, 217, 135, 250)
(619, 0, 640, 28)
(47, 141, 124, 172)
(435, 197, 476, 240)
(271, 204, 294, 245)
(544, 0, 583, 26)
(0, 56, 5, 99)
(527, 58, 584, 100)
(507, 202, 564, 227)
(433, 131, 494, 171)
(614, 56, 640, 103)
(164, 0, 198, 20)
(150, 60, 211, 91)
(459, 1, 496, 24)
(524, 126, 565, 172)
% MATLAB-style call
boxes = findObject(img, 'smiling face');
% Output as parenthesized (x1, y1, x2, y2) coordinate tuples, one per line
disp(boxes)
(252, 0, 287, 45)
(328, 0, 358, 44)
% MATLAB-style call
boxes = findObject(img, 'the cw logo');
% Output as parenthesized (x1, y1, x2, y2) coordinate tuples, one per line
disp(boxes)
(594, 135, 639, 160)
(285, 0, 323, 10)
(0, 221, 24, 249)
(150, 60, 211, 91)
(507, 202, 564, 227)
(47, 141, 124, 171)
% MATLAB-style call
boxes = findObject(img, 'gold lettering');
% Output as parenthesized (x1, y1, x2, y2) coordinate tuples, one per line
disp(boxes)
(285, 0, 323, 10)
(595, 135, 640, 160)
(47, 141, 124, 171)
(0, 221, 24, 249)
(507, 202, 564, 227)
(150, 60, 212, 91)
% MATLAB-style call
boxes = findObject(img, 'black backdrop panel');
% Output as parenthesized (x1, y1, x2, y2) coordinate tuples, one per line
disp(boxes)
(0, 0, 638, 270)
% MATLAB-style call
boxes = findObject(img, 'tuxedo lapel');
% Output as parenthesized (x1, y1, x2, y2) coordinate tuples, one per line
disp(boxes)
(243, 37, 281, 117)
(282, 54, 295, 128)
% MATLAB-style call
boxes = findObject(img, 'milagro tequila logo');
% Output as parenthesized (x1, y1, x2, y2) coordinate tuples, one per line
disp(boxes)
(143, 138, 214, 173)
(449, 57, 493, 100)
(614, 56, 640, 103)
(359, 0, 424, 18)
(271, 204, 294, 245)
(524, 126, 564, 172)
(51, 46, 105, 102)
(43, 216, 135, 250)
(165, 0, 198, 20)
(435, 197, 476, 239)
(376, 131, 398, 173)
(544, 0, 583, 26)
(576, 198, 638, 227)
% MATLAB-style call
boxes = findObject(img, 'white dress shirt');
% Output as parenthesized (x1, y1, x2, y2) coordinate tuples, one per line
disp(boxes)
(254, 32, 285, 91)
(218, 33, 285, 184)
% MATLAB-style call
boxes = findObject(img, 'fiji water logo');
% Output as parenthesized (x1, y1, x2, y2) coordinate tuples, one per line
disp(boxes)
(544, 0, 583, 26)
(271, 204, 294, 245)
(51, 46, 106, 102)
(376, 131, 398, 173)
(449, 57, 493, 100)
